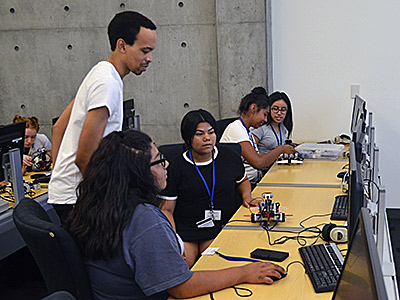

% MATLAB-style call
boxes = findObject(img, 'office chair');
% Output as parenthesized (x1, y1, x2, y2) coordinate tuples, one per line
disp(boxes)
(158, 142, 241, 162)
(216, 117, 237, 142)
(12, 198, 93, 300)
(218, 142, 242, 157)
(52, 116, 59, 125)
(158, 143, 185, 162)
(42, 291, 76, 300)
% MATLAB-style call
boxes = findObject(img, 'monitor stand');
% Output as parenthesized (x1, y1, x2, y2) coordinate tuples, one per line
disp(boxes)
(2, 148, 24, 205)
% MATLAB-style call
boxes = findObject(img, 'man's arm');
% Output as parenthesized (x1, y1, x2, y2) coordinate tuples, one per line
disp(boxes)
(52, 99, 75, 165)
(75, 106, 109, 175)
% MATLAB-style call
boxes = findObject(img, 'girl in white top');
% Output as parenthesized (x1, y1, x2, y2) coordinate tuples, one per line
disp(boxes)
(220, 87, 295, 186)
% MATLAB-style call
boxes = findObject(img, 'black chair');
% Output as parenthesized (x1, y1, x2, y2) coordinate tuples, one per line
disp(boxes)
(13, 198, 93, 300)
(218, 142, 242, 158)
(158, 143, 185, 162)
(42, 291, 76, 300)
(159, 142, 241, 161)
(216, 117, 237, 142)
(52, 116, 60, 125)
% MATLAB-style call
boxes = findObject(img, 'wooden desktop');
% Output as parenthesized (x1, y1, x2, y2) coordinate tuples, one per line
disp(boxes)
(169, 159, 347, 300)
(258, 159, 347, 188)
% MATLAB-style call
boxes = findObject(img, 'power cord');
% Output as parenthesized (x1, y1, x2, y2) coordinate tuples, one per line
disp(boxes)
(209, 286, 252, 299)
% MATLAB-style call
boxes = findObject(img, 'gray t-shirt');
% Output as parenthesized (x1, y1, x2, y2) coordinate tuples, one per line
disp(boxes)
(252, 124, 288, 154)
(85, 203, 193, 300)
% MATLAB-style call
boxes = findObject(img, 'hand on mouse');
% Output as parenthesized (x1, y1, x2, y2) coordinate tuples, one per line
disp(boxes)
(241, 262, 286, 285)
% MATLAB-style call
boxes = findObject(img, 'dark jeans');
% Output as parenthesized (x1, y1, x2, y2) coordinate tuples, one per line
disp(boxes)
(52, 204, 74, 226)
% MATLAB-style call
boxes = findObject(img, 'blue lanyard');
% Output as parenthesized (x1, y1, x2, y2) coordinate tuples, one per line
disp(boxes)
(216, 251, 261, 263)
(270, 124, 283, 146)
(238, 117, 257, 150)
(189, 149, 215, 211)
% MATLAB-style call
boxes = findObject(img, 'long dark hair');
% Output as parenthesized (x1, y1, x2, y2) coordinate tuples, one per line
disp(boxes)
(66, 130, 159, 260)
(267, 91, 294, 138)
(237, 86, 269, 115)
(180, 109, 217, 150)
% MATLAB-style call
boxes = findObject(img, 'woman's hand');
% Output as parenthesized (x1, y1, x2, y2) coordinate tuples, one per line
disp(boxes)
(22, 154, 33, 167)
(280, 144, 296, 154)
(45, 153, 52, 162)
(240, 262, 286, 284)
(242, 197, 263, 208)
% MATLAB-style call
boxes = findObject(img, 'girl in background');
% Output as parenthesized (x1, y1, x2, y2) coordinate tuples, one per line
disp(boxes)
(252, 91, 294, 154)
(220, 87, 295, 186)
(13, 115, 52, 171)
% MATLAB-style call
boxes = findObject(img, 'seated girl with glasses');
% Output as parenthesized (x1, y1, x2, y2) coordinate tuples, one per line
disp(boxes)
(67, 130, 285, 300)
(220, 87, 295, 187)
(159, 109, 261, 268)
(251, 91, 296, 173)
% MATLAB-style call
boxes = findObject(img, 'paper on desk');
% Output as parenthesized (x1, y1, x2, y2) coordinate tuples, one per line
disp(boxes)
(201, 247, 219, 255)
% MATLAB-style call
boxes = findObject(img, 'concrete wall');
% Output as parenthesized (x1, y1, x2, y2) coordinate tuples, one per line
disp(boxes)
(271, 0, 400, 207)
(0, 0, 267, 145)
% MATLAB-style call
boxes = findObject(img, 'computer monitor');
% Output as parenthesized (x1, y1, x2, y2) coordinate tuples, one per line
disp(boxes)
(332, 207, 388, 299)
(348, 142, 366, 241)
(350, 95, 367, 133)
(367, 112, 375, 157)
(352, 119, 368, 165)
(0, 122, 25, 182)
(122, 98, 140, 130)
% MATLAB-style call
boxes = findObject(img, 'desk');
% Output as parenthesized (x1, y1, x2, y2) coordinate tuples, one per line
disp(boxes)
(0, 172, 57, 260)
(258, 159, 347, 188)
(170, 186, 344, 300)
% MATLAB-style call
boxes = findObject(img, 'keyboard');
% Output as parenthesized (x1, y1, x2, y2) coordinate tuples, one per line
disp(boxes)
(298, 243, 344, 293)
(330, 195, 348, 221)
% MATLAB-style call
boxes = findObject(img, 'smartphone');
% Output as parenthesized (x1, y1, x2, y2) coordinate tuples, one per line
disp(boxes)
(250, 248, 289, 262)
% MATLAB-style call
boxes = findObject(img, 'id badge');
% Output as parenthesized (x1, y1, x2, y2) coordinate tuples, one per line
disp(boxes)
(196, 217, 214, 228)
(205, 210, 221, 221)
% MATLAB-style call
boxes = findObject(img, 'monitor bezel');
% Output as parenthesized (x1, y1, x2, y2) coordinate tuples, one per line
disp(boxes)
(0, 122, 26, 182)
(332, 207, 388, 299)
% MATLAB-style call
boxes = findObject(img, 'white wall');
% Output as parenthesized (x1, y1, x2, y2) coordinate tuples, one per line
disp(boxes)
(271, 0, 400, 207)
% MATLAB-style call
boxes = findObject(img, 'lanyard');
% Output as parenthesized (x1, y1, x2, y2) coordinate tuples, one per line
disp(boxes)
(189, 149, 215, 211)
(238, 117, 257, 150)
(216, 251, 261, 263)
(270, 124, 283, 146)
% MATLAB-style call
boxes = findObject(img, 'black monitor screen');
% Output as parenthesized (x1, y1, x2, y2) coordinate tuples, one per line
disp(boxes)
(348, 142, 365, 242)
(352, 119, 367, 165)
(350, 95, 367, 133)
(332, 208, 388, 299)
(0, 122, 25, 182)
(122, 99, 135, 130)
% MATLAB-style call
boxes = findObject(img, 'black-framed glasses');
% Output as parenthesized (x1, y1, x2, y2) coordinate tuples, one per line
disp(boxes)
(150, 153, 167, 167)
(271, 106, 287, 113)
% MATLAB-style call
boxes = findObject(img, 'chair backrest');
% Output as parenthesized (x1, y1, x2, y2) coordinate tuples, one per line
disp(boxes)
(159, 142, 241, 162)
(42, 291, 76, 300)
(13, 198, 93, 300)
(216, 117, 237, 142)
(158, 143, 185, 162)
(217, 142, 242, 158)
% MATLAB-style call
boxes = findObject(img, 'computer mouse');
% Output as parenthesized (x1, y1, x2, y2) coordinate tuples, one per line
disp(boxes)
(337, 171, 347, 178)
(269, 271, 287, 281)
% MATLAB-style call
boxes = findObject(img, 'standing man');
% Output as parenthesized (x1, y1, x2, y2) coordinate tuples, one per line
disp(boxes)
(48, 11, 157, 224)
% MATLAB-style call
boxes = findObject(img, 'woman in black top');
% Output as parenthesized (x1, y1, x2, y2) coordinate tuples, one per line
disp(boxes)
(160, 109, 261, 267)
